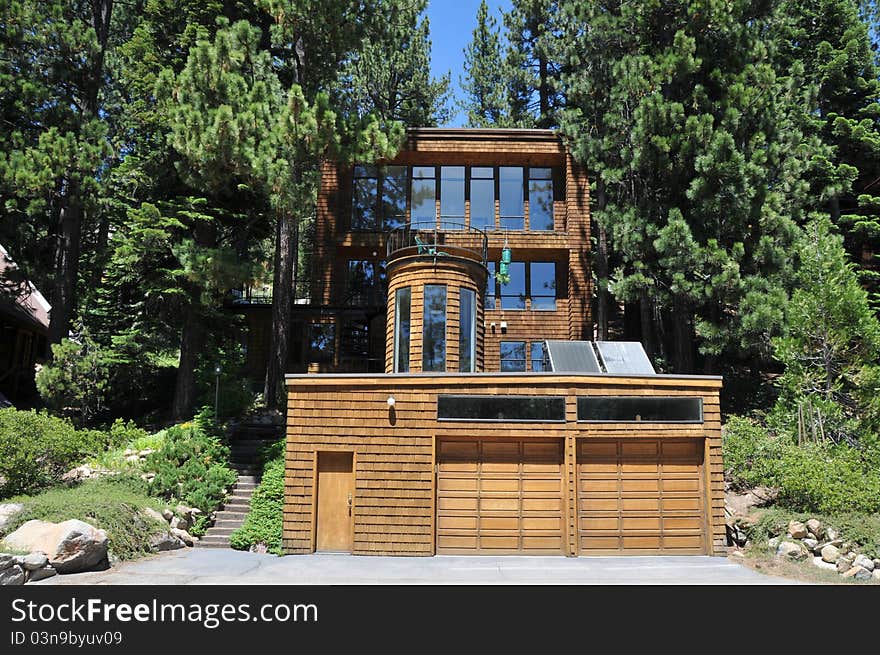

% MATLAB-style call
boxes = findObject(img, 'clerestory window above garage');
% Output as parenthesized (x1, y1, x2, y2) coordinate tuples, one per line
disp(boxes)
(577, 396, 703, 423)
(437, 395, 565, 422)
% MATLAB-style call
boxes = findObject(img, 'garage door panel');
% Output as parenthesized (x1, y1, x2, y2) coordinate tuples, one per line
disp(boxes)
(578, 439, 706, 555)
(437, 438, 564, 554)
(437, 497, 477, 511)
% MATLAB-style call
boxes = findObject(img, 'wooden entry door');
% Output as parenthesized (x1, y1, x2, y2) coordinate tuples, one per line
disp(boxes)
(315, 452, 354, 552)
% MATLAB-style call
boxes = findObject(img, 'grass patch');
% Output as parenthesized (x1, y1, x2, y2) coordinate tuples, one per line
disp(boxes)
(1, 476, 167, 561)
(87, 428, 167, 472)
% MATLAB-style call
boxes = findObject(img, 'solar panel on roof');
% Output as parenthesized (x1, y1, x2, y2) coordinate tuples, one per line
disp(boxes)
(544, 340, 602, 373)
(595, 341, 655, 375)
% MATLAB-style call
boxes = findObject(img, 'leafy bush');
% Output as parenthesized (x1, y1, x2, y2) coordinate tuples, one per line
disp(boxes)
(0, 409, 106, 497)
(722, 416, 787, 488)
(723, 415, 880, 514)
(144, 421, 236, 519)
(1, 477, 166, 560)
(88, 424, 167, 472)
(35, 324, 109, 426)
(229, 452, 284, 555)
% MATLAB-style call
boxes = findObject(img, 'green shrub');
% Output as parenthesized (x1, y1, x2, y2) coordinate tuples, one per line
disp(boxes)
(1, 477, 166, 560)
(773, 442, 880, 515)
(745, 507, 880, 559)
(144, 422, 236, 522)
(230, 454, 284, 555)
(0, 409, 106, 497)
(88, 424, 166, 472)
(722, 416, 787, 488)
(35, 325, 109, 426)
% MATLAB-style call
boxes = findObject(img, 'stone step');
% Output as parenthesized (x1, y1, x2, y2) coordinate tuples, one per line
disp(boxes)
(234, 483, 257, 491)
(213, 518, 245, 527)
(215, 511, 248, 521)
(197, 539, 230, 548)
(205, 527, 236, 537)
(222, 500, 250, 510)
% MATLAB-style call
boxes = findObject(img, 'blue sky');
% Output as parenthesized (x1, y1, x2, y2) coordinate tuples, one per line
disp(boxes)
(426, 0, 512, 127)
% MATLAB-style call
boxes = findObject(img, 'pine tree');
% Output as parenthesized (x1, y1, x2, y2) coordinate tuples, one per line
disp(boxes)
(560, 0, 837, 373)
(340, 0, 451, 127)
(503, 0, 563, 128)
(461, 0, 512, 127)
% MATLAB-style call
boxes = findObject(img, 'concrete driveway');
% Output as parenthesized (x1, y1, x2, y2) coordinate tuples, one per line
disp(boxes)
(36, 549, 797, 585)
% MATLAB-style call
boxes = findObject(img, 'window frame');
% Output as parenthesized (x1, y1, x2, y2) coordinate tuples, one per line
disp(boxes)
(500, 340, 527, 372)
(393, 286, 412, 373)
(576, 396, 705, 424)
(436, 394, 567, 423)
(422, 283, 448, 372)
(458, 287, 476, 373)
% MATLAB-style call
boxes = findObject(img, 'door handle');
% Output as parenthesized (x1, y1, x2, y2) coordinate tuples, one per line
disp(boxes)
(347, 493, 352, 516)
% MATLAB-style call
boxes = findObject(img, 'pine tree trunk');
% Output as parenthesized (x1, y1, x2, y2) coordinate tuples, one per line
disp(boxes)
(594, 181, 610, 341)
(672, 298, 695, 373)
(265, 209, 295, 410)
(172, 302, 204, 421)
(47, 187, 83, 348)
(46, 0, 113, 350)
(639, 289, 656, 359)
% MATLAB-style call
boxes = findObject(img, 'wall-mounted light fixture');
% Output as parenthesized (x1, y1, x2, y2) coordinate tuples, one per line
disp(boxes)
(387, 395, 396, 407)
(500, 321, 507, 333)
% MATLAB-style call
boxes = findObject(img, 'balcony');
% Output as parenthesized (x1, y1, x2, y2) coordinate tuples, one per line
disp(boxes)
(386, 221, 488, 267)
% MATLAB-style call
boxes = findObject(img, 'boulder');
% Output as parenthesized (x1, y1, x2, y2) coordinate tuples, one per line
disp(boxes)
(874, 559, 880, 570)
(124, 455, 140, 463)
(820, 544, 841, 563)
(803, 538, 818, 552)
(4, 519, 108, 574)
(853, 554, 875, 572)
(170, 528, 196, 547)
(836, 557, 855, 574)
(788, 521, 808, 539)
(806, 518, 823, 539)
(0, 565, 25, 586)
(842, 566, 872, 581)
(170, 516, 190, 532)
(0, 503, 24, 531)
(873, 569, 880, 581)
(148, 531, 185, 552)
(142, 508, 165, 525)
(138, 449, 155, 457)
(161, 509, 173, 522)
(811, 556, 838, 572)
(826, 528, 839, 541)
(777, 541, 808, 561)
(0, 553, 14, 570)
(27, 565, 57, 582)
(21, 552, 48, 571)
(768, 537, 781, 549)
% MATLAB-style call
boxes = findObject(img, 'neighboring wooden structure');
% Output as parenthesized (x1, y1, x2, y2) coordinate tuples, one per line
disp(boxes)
(283, 373, 725, 557)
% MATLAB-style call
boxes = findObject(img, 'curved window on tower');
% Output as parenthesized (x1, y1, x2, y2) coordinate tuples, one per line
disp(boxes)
(422, 285, 447, 371)
(459, 288, 476, 372)
(394, 287, 411, 373)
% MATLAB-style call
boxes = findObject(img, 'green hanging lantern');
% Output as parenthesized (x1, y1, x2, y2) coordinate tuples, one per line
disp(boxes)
(497, 243, 512, 285)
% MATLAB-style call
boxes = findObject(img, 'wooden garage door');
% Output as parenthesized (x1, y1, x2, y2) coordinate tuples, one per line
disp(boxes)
(436, 439, 565, 554)
(577, 439, 706, 555)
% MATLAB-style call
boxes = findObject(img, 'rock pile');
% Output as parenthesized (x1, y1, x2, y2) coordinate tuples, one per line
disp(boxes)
(768, 519, 880, 582)
(141, 504, 202, 551)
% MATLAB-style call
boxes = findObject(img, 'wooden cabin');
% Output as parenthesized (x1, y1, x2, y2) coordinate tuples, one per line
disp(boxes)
(282, 129, 725, 556)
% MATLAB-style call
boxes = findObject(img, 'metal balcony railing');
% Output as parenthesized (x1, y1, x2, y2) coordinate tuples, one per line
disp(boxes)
(386, 220, 488, 267)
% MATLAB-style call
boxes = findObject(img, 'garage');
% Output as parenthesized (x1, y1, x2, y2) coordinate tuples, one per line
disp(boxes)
(436, 438, 565, 555)
(577, 439, 707, 555)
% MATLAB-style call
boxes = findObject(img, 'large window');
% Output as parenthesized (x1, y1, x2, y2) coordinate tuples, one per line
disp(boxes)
(470, 167, 495, 230)
(440, 166, 465, 222)
(411, 166, 436, 223)
(345, 260, 386, 305)
(422, 284, 447, 371)
(529, 262, 556, 310)
(500, 341, 526, 372)
(352, 165, 407, 230)
(394, 287, 411, 373)
(530, 341, 549, 371)
(528, 167, 554, 230)
(309, 322, 336, 363)
(459, 288, 476, 372)
(499, 167, 524, 230)
(500, 261, 526, 309)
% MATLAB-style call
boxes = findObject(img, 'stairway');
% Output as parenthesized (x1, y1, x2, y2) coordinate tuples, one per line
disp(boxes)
(198, 422, 282, 549)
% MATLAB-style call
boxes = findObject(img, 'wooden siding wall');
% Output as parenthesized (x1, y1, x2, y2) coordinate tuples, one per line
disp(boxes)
(384, 257, 486, 373)
(309, 131, 593, 373)
(283, 374, 725, 557)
